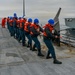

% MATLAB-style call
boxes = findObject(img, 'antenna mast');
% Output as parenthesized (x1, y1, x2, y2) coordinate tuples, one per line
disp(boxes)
(23, 0, 25, 17)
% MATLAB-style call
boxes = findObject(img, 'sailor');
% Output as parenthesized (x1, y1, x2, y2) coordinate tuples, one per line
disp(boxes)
(1, 17, 6, 28)
(43, 19, 62, 64)
(7, 17, 10, 29)
(9, 17, 14, 36)
(13, 17, 18, 38)
(24, 18, 32, 50)
(16, 17, 21, 40)
(30, 18, 44, 56)
(18, 18, 26, 46)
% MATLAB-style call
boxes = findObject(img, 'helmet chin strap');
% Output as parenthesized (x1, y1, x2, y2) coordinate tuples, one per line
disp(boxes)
(36, 23, 39, 25)
(48, 23, 54, 27)
(34, 23, 39, 25)
(51, 24, 54, 26)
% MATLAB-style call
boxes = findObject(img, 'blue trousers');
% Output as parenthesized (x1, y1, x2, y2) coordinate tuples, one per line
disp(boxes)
(13, 27, 17, 38)
(25, 33, 32, 45)
(9, 26, 14, 36)
(32, 36, 41, 54)
(19, 29, 25, 45)
(43, 39, 56, 59)
(8, 25, 11, 33)
(16, 28, 19, 39)
(7, 22, 9, 29)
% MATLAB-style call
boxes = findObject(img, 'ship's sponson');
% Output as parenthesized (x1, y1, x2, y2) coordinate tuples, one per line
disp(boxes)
(65, 18, 75, 28)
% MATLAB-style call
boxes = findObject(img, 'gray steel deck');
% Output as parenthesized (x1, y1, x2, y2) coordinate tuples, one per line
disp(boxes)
(0, 25, 75, 75)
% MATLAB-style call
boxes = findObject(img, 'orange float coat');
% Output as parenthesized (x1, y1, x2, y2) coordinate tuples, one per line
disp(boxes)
(1, 18, 6, 28)
(30, 23, 40, 35)
(43, 23, 54, 37)
(24, 22, 31, 32)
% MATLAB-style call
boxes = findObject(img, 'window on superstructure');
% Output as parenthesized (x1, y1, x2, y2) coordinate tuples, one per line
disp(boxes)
(66, 18, 73, 22)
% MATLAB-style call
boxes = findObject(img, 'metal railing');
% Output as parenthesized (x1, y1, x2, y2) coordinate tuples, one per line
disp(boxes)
(60, 29, 75, 47)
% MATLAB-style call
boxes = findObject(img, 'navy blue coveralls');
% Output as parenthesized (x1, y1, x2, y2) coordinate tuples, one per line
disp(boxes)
(24, 23, 32, 50)
(43, 27, 56, 59)
(30, 24, 44, 56)
(18, 21, 25, 46)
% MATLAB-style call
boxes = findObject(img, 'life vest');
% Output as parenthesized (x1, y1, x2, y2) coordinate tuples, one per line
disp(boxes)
(17, 19, 20, 28)
(19, 19, 24, 28)
(43, 23, 54, 37)
(7, 18, 10, 22)
(9, 20, 13, 26)
(30, 23, 40, 35)
(1, 18, 6, 27)
(24, 22, 31, 32)
(23, 18, 27, 23)
(13, 18, 18, 28)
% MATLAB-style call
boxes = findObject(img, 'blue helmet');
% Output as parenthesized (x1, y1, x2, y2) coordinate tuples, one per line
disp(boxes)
(48, 19, 54, 25)
(34, 18, 39, 24)
(13, 13, 17, 18)
(8, 16, 9, 18)
(10, 16, 13, 20)
(19, 17, 21, 19)
(28, 18, 32, 22)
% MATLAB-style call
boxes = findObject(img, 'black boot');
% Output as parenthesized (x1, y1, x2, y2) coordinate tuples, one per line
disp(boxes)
(18, 36, 21, 42)
(38, 49, 44, 57)
(22, 44, 25, 46)
(30, 44, 32, 50)
(46, 52, 52, 59)
(46, 56, 52, 59)
(22, 42, 26, 47)
(32, 44, 37, 51)
(38, 53, 44, 57)
(53, 59, 62, 64)
(27, 44, 30, 47)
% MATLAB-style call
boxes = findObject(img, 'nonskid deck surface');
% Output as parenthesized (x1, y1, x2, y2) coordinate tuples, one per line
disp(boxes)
(0, 25, 75, 75)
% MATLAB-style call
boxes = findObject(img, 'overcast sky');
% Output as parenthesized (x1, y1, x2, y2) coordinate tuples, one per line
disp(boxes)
(0, 0, 75, 24)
